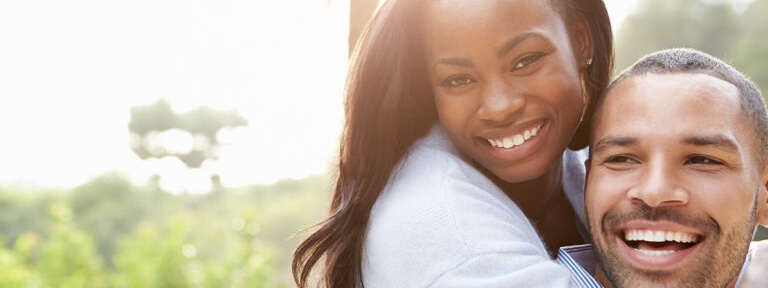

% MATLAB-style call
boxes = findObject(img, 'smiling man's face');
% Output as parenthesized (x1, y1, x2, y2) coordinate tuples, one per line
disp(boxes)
(586, 72, 766, 288)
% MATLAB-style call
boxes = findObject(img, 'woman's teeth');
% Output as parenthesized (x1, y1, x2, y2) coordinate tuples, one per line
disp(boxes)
(486, 123, 542, 149)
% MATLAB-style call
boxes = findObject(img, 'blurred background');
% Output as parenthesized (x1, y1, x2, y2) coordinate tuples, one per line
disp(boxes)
(0, 0, 766, 287)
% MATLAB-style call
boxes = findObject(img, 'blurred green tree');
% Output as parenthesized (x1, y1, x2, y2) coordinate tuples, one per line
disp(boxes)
(756, 225, 768, 241)
(615, 0, 740, 72)
(128, 99, 248, 193)
(109, 219, 194, 288)
(615, 0, 768, 101)
(35, 203, 104, 288)
(0, 172, 329, 287)
(69, 173, 161, 268)
(0, 235, 34, 287)
(731, 0, 768, 97)
(0, 189, 54, 245)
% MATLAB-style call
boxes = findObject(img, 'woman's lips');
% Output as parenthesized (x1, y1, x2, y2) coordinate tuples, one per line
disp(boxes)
(484, 121, 544, 149)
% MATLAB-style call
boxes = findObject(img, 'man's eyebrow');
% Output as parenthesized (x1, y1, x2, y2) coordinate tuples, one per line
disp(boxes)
(682, 135, 739, 151)
(592, 136, 637, 153)
(432, 32, 544, 70)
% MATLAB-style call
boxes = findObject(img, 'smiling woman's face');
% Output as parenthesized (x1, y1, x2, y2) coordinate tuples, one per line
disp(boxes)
(422, 0, 587, 183)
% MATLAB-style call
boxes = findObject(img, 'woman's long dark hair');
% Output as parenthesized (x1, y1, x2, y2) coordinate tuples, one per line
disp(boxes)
(292, 0, 613, 287)
(566, 0, 614, 150)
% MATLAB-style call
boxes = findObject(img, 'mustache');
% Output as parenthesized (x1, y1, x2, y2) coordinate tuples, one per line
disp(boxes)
(602, 203, 720, 233)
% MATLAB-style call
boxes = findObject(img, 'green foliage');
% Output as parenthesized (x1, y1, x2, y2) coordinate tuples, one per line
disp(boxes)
(0, 235, 33, 287)
(615, 0, 768, 98)
(69, 173, 156, 268)
(616, 0, 740, 71)
(35, 204, 103, 288)
(731, 0, 768, 98)
(0, 188, 62, 246)
(756, 225, 768, 241)
(109, 219, 194, 288)
(128, 99, 248, 168)
(0, 172, 331, 287)
(128, 100, 176, 136)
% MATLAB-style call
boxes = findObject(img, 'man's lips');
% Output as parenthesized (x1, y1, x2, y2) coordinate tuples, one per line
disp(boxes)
(615, 226, 704, 269)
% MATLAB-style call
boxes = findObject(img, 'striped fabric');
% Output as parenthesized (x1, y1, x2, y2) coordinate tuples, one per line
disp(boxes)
(556, 244, 603, 288)
(557, 242, 756, 287)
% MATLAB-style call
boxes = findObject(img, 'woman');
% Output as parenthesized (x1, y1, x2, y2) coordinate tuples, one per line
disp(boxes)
(293, 0, 613, 287)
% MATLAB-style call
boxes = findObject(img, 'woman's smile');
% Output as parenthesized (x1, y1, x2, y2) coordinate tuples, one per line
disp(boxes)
(484, 121, 544, 149)
(424, 0, 586, 183)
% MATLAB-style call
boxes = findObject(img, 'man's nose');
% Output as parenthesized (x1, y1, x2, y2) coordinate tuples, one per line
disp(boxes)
(477, 78, 525, 123)
(627, 160, 689, 208)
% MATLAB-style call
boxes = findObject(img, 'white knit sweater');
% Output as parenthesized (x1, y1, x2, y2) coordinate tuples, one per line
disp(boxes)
(362, 124, 586, 287)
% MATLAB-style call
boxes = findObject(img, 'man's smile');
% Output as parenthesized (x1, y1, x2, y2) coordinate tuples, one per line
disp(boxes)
(622, 229, 700, 256)
(612, 222, 707, 270)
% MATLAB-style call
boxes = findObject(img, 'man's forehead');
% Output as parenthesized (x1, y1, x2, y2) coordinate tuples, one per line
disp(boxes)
(593, 73, 751, 151)
(606, 73, 740, 104)
(598, 73, 742, 123)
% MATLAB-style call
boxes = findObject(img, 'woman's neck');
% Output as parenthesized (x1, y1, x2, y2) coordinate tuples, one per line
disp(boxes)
(490, 163, 563, 220)
(484, 162, 584, 255)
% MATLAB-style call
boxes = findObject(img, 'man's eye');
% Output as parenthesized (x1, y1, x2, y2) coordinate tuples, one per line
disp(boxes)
(442, 76, 475, 87)
(605, 155, 636, 164)
(513, 53, 543, 70)
(599, 155, 639, 171)
(686, 155, 722, 165)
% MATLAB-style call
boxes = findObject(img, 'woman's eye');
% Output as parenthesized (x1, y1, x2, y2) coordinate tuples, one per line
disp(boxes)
(513, 53, 543, 70)
(686, 155, 722, 165)
(441, 76, 475, 87)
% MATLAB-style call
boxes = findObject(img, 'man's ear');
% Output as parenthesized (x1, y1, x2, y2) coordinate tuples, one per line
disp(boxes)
(757, 165, 768, 226)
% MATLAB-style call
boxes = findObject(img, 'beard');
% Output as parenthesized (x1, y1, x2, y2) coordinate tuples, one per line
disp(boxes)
(588, 201, 756, 288)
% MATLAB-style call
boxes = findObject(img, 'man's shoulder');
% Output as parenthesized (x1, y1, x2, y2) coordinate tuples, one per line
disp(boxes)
(557, 244, 603, 288)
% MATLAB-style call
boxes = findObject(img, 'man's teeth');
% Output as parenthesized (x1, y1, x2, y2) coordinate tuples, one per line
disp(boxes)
(634, 249, 676, 256)
(486, 124, 542, 149)
(624, 229, 698, 243)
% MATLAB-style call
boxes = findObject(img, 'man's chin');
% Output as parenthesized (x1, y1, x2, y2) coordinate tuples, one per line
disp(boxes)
(595, 239, 705, 288)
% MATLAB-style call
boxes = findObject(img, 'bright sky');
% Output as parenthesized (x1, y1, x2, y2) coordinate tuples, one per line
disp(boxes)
(0, 0, 637, 193)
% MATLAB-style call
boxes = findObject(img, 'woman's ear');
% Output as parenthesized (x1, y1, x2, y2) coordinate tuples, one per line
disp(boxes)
(567, 18, 593, 151)
(571, 17, 593, 71)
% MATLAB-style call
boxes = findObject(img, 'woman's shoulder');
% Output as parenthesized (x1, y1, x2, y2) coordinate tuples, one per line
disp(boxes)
(375, 125, 525, 231)
(362, 125, 566, 287)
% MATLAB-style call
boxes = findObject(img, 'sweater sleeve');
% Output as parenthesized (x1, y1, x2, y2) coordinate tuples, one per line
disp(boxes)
(363, 143, 576, 288)
(429, 252, 576, 287)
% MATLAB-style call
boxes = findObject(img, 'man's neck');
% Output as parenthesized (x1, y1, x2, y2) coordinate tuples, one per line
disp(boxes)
(594, 264, 741, 288)
(594, 265, 613, 288)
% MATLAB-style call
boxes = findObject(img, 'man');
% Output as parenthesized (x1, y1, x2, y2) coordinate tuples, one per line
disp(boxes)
(558, 48, 768, 287)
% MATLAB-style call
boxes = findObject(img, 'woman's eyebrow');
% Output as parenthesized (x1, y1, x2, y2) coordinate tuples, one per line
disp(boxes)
(497, 32, 543, 57)
(432, 32, 545, 71)
(434, 57, 473, 69)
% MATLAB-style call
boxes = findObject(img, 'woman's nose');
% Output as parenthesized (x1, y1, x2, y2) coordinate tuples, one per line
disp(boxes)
(477, 79, 525, 123)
